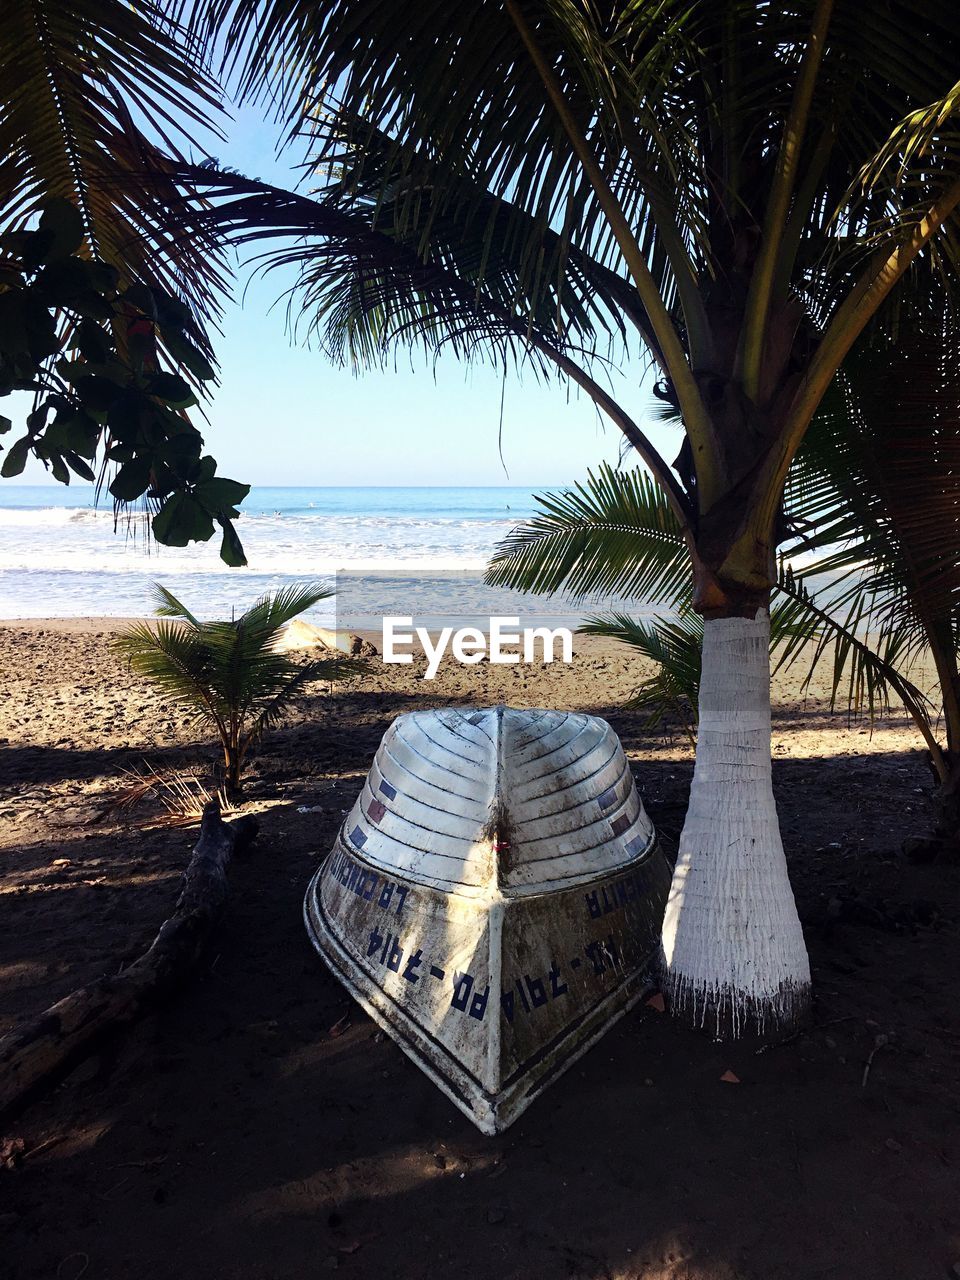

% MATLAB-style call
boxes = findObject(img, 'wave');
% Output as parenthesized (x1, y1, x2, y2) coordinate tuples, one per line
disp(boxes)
(237, 512, 518, 531)
(0, 505, 518, 531)
(0, 506, 113, 527)
(0, 553, 494, 574)
(0, 491, 532, 617)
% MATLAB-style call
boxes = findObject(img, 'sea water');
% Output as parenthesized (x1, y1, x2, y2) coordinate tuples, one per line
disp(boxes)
(0, 484, 653, 625)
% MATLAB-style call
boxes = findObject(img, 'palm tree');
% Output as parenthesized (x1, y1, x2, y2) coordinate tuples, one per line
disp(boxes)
(489, 284, 960, 850)
(179, 0, 960, 1035)
(113, 583, 358, 795)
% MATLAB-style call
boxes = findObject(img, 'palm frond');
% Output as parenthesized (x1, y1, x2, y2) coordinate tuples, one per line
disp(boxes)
(171, 162, 660, 374)
(486, 463, 689, 604)
(239, 582, 336, 639)
(773, 568, 933, 734)
(493, 455, 939, 750)
(786, 287, 960, 758)
(151, 582, 202, 629)
(197, 582, 335, 719)
(581, 610, 701, 744)
(191, 0, 960, 339)
(112, 619, 224, 732)
(192, 0, 710, 285)
(99, 764, 233, 828)
(0, 0, 230, 337)
(582, 574, 934, 755)
(794, 307, 960, 627)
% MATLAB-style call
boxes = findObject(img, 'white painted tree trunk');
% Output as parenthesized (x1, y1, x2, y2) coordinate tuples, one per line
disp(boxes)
(660, 609, 811, 1037)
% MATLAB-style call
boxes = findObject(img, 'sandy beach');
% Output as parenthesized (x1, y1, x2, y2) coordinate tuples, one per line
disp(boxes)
(1, 619, 958, 1279)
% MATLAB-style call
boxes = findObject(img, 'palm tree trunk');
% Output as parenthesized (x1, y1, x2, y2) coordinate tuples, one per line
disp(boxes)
(660, 609, 811, 1038)
(928, 625, 960, 850)
(225, 752, 243, 797)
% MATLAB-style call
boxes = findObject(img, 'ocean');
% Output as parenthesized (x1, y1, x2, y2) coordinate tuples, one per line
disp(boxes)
(0, 484, 646, 627)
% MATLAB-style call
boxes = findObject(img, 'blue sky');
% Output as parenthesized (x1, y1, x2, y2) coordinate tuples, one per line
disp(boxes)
(19, 104, 678, 489)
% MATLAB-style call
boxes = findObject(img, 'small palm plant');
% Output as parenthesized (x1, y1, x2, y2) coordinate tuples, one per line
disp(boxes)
(114, 583, 357, 795)
(581, 612, 705, 748)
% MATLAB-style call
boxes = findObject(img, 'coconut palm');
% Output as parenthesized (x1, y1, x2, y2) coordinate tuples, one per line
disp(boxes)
(489, 295, 960, 849)
(113, 583, 358, 795)
(177, 0, 960, 1036)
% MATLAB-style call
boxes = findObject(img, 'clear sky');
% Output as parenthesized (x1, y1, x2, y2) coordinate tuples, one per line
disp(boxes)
(19, 104, 679, 490)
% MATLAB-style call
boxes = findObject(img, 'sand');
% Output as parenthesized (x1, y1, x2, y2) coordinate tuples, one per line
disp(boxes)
(0, 619, 958, 1280)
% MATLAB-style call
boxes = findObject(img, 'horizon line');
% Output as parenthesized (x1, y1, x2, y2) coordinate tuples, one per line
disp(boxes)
(3, 481, 582, 491)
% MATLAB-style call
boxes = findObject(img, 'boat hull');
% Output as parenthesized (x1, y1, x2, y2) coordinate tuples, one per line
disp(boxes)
(304, 826, 671, 1133)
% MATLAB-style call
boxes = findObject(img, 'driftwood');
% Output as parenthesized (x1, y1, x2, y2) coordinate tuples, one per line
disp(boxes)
(0, 802, 258, 1117)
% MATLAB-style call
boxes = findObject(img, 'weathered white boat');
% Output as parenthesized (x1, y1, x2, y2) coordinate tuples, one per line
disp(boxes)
(303, 706, 671, 1133)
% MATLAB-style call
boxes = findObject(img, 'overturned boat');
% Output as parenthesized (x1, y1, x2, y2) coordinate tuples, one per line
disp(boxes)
(304, 706, 671, 1133)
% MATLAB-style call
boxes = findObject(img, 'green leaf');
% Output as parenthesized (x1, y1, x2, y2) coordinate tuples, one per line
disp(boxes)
(84, 263, 120, 297)
(148, 583, 201, 625)
(58, 358, 129, 386)
(0, 294, 60, 363)
(121, 283, 158, 320)
(72, 374, 123, 414)
(106, 389, 147, 441)
(145, 372, 197, 408)
(581, 611, 702, 741)
(0, 295, 30, 356)
(162, 328, 217, 381)
(218, 519, 248, 567)
(64, 451, 96, 482)
(197, 477, 250, 512)
(110, 457, 154, 501)
(72, 320, 113, 364)
(49, 453, 70, 485)
(37, 199, 85, 261)
(157, 427, 204, 468)
(1, 435, 31, 478)
(153, 492, 215, 546)
(110, 579, 351, 793)
(36, 258, 112, 317)
(24, 296, 62, 361)
(153, 292, 194, 332)
(27, 405, 51, 433)
(58, 411, 100, 459)
(0, 230, 35, 264)
(486, 464, 690, 605)
(0, 415, 11, 435)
